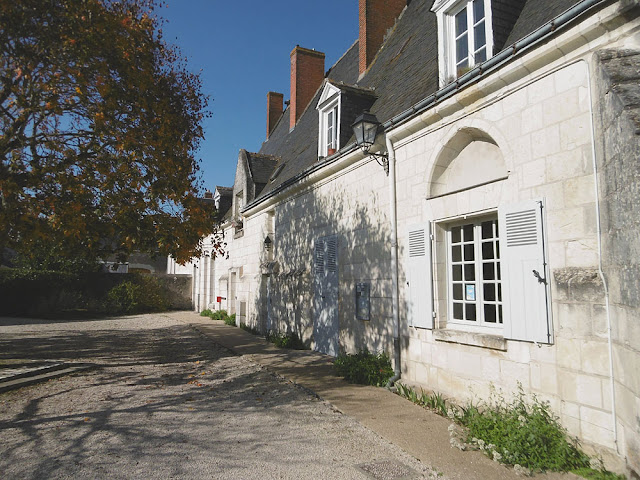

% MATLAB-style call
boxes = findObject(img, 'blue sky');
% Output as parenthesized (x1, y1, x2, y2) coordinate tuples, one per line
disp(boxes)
(161, 1, 359, 191)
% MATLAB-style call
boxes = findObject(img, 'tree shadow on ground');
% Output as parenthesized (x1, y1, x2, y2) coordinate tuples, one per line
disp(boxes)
(0, 321, 378, 479)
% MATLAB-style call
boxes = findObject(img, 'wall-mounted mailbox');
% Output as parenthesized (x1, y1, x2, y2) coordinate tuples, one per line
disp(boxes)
(356, 282, 370, 321)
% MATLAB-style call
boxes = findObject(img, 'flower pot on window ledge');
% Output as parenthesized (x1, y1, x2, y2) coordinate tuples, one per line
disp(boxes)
(327, 148, 336, 156)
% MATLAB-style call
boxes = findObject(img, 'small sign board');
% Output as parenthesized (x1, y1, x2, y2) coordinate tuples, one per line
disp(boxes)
(465, 284, 476, 301)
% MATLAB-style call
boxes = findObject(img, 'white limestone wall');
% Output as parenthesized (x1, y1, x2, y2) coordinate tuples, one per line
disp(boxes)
(244, 158, 395, 353)
(391, 56, 620, 463)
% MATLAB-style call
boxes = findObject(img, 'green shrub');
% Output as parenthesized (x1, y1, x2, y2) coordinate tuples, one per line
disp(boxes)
(333, 349, 394, 386)
(200, 309, 213, 317)
(105, 275, 169, 315)
(212, 309, 228, 320)
(223, 313, 236, 326)
(266, 331, 308, 350)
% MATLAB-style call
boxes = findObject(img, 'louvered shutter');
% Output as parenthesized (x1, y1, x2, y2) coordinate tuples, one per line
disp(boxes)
(314, 237, 325, 276)
(326, 235, 337, 274)
(498, 199, 552, 344)
(406, 223, 433, 329)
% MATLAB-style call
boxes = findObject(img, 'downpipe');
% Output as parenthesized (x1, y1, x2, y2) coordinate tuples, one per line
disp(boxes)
(385, 136, 401, 389)
(583, 58, 619, 453)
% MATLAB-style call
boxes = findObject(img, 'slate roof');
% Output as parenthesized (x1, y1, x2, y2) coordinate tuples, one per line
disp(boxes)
(253, 0, 592, 205)
(246, 152, 280, 185)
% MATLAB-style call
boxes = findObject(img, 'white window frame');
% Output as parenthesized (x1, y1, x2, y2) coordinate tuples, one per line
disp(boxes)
(432, 0, 493, 87)
(316, 83, 342, 158)
(443, 213, 503, 334)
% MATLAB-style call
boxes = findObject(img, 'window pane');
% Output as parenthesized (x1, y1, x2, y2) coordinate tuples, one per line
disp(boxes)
(482, 241, 494, 259)
(499, 305, 503, 323)
(473, 0, 485, 22)
(451, 226, 461, 243)
(474, 24, 486, 50)
(453, 264, 462, 281)
(452, 245, 462, 262)
(465, 303, 477, 321)
(497, 261, 501, 280)
(456, 35, 469, 65)
(464, 263, 475, 281)
(453, 302, 463, 320)
(463, 224, 474, 241)
(498, 283, 502, 301)
(481, 221, 493, 239)
(483, 262, 495, 280)
(453, 284, 463, 300)
(484, 304, 496, 323)
(464, 244, 474, 261)
(455, 9, 468, 35)
(496, 241, 500, 259)
(484, 283, 496, 301)
(475, 46, 487, 63)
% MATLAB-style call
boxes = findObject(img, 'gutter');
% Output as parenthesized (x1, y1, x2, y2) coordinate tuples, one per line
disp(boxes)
(243, 0, 609, 216)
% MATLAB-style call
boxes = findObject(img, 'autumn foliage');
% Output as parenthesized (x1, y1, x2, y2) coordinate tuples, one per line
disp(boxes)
(0, 0, 218, 265)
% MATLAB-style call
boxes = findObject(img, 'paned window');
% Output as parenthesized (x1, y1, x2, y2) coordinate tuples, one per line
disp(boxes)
(326, 105, 338, 153)
(432, 0, 493, 85)
(448, 217, 502, 329)
(453, 0, 488, 74)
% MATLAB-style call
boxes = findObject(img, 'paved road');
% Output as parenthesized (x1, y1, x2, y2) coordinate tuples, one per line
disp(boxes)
(0, 313, 439, 480)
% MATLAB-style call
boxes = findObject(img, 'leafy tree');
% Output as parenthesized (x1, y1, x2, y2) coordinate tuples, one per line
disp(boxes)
(0, 0, 219, 266)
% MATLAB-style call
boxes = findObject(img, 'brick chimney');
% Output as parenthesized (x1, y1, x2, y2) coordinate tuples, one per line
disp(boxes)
(359, 0, 406, 76)
(266, 91, 284, 139)
(290, 46, 325, 129)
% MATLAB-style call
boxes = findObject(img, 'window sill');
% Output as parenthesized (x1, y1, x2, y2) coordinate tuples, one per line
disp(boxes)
(433, 328, 507, 351)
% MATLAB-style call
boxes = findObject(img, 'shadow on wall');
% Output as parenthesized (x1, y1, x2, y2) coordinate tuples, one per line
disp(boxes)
(251, 176, 396, 357)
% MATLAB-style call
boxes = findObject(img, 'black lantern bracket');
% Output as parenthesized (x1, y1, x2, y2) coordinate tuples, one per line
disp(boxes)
(352, 110, 389, 176)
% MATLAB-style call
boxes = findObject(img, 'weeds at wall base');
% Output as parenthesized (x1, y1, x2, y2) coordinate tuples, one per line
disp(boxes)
(200, 309, 308, 350)
(333, 349, 394, 387)
(395, 383, 624, 479)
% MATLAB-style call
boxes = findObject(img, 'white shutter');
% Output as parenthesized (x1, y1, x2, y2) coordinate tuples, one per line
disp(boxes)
(406, 223, 434, 329)
(499, 199, 552, 344)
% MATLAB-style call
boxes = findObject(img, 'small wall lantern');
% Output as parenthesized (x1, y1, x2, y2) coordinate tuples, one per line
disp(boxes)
(263, 235, 272, 251)
(352, 110, 389, 175)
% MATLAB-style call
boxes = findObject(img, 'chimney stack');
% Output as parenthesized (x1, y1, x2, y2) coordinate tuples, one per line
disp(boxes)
(359, 0, 406, 76)
(267, 91, 284, 139)
(290, 46, 325, 129)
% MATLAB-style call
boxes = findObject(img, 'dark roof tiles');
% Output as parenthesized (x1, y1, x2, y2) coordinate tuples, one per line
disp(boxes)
(246, 152, 280, 185)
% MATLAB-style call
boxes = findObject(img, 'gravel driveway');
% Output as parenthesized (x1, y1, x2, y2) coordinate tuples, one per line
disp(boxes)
(0, 313, 440, 479)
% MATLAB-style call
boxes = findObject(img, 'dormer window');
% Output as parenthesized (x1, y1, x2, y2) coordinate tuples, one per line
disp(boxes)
(432, 0, 493, 86)
(317, 82, 342, 158)
(326, 105, 338, 154)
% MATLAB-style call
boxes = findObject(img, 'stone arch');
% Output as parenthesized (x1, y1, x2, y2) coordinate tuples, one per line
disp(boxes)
(427, 125, 510, 198)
